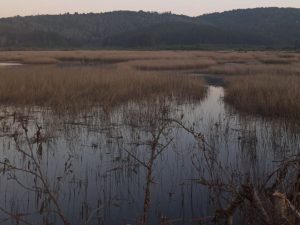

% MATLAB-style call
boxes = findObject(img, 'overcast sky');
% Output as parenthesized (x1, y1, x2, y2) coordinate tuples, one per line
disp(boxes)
(1, 0, 300, 18)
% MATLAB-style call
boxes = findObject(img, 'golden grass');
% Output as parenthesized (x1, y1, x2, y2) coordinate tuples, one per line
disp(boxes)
(0, 65, 206, 110)
(202, 63, 300, 76)
(225, 75, 300, 119)
(1, 50, 300, 118)
(131, 59, 217, 71)
(0, 50, 298, 67)
(0, 50, 199, 64)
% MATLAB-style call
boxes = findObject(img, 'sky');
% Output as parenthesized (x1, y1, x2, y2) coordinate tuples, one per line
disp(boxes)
(1, 0, 300, 18)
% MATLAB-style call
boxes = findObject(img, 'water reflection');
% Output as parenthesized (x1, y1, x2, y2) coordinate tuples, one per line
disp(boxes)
(0, 62, 23, 67)
(0, 86, 299, 225)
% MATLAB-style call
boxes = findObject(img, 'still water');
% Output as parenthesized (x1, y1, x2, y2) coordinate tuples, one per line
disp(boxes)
(0, 62, 22, 67)
(0, 85, 299, 225)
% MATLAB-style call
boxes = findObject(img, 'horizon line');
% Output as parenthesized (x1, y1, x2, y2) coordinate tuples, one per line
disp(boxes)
(0, 6, 298, 19)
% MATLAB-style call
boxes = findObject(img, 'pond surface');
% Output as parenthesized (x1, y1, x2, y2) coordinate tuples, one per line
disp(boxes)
(0, 85, 299, 225)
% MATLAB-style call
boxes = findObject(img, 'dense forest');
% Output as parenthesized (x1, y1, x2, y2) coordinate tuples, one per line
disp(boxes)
(0, 7, 299, 49)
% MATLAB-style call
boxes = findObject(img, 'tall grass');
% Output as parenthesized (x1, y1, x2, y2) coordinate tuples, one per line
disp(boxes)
(1, 50, 300, 118)
(1, 50, 299, 67)
(225, 75, 300, 119)
(132, 59, 217, 71)
(0, 65, 206, 110)
(0, 50, 201, 64)
(202, 63, 300, 76)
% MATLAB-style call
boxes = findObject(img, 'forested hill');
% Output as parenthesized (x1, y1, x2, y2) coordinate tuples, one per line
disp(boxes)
(0, 7, 299, 49)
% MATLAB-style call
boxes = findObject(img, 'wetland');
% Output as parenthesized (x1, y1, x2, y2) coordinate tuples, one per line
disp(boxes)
(0, 50, 300, 225)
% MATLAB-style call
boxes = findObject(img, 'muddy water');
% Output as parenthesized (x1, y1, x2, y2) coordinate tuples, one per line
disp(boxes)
(0, 85, 299, 225)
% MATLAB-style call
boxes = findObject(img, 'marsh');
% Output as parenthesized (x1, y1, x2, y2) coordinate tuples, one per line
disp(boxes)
(0, 51, 300, 225)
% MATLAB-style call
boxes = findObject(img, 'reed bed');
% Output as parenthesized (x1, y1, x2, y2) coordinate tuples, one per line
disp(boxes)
(132, 58, 217, 71)
(225, 75, 300, 119)
(202, 63, 300, 76)
(0, 50, 299, 67)
(0, 50, 199, 64)
(0, 65, 206, 110)
(1, 50, 300, 118)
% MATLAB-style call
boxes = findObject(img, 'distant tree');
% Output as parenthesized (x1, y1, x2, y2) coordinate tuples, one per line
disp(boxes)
(0, 8, 299, 49)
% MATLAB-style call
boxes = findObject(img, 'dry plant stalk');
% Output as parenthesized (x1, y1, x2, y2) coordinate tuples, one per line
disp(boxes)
(0, 65, 206, 110)
(225, 75, 300, 119)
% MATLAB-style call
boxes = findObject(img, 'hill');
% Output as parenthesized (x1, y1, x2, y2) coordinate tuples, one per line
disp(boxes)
(0, 8, 299, 49)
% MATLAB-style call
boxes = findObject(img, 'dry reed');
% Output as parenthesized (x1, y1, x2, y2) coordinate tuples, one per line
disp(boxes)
(1, 50, 300, 118)
(0, 65, 206, 110)
(225, 75, 300, 119)
(202, 63, 300, 76)
(132, 59, 217, 71)
(0, 50, 298, 67)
